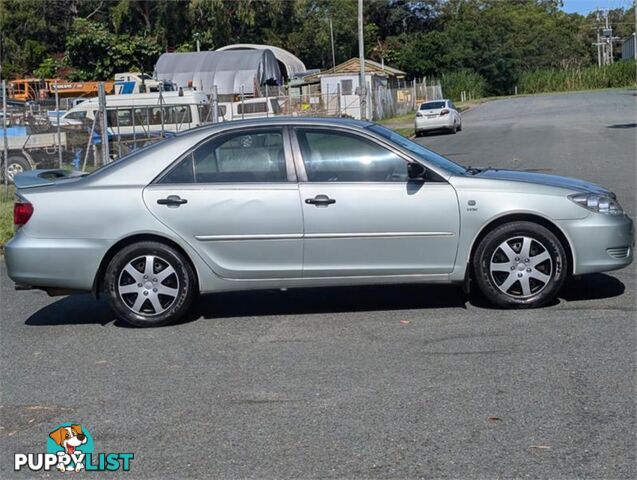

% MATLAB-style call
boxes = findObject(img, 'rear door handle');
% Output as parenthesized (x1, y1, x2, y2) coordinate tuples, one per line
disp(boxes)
(157, 195, 188, 207)
(305, 195, 336, 207)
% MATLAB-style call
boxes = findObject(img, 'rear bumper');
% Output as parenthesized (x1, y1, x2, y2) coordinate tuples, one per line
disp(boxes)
(415, 117, 453, 131)
(557, 213, 634, 275)
(4, 230, 107, 291)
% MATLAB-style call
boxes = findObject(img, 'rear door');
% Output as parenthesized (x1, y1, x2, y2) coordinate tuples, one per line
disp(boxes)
(292, 127, 460, 277)
(144, 127, 303, 279)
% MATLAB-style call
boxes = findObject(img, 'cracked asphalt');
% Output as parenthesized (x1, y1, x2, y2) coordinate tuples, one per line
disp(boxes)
(1, 89, 635, 479)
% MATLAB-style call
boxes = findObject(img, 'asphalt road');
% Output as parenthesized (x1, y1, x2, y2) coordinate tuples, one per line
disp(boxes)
(1, 90, 635, 479)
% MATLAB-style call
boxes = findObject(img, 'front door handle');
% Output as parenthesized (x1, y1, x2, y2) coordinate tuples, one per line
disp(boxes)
(305, 195, 336, 207)
(157, 195, 188, 207)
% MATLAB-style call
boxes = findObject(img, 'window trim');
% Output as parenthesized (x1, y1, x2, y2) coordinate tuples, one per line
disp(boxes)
(290, 126, 418, 184)
(153, 126, 297, 185)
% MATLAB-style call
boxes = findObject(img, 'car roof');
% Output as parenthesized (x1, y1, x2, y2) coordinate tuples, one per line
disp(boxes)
(175, 116, 375, 138)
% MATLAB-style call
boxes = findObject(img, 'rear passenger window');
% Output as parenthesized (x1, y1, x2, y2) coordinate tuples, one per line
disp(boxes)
(160, 129, 287, 184)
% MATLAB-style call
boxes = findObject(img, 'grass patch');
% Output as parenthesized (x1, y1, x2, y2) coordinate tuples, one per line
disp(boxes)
(0, 186, 15, 247)
(519, 61, 637, 94)
(378, 110, 416, 126)
(392, 127, 415, 138)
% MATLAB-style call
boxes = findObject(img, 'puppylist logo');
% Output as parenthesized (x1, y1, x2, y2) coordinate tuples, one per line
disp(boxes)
(14, 423, 134, 473)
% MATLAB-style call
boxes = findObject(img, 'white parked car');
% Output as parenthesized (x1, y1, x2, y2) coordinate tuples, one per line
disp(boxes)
(415, 99, 462, 136)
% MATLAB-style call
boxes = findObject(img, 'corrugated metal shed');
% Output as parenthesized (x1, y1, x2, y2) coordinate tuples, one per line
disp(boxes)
(621, 34, 636, 60)
(215, 44, 307, 79)
(154, 50, 283, 95)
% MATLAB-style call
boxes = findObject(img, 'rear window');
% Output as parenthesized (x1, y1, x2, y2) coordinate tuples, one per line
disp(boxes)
(420, 101, 446, 110)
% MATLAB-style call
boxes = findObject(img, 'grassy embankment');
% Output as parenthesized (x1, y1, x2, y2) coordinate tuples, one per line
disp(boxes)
(519, 60, 636, 94)
(0, 186, 14, 247)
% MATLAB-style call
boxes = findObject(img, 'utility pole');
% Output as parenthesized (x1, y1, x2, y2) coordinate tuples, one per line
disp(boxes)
(593, 9, 620, 66)
(329, 17, 336, 71)
(596, 10, 602, 67)
(98, 82, 109, 165)
(2, 79, 8, 193)
(358, 0, 366, 120)
(54, 80, 62, 168)
(605, 10, 612, 64)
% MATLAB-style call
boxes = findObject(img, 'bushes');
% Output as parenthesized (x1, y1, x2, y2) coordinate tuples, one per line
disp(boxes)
(440, 70, 489, 102)
(519, 61, 637, 94)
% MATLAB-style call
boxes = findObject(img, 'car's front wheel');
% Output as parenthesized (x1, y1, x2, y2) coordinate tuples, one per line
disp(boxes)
(104, 241, 196, 327)
(473, 221, 567, 308)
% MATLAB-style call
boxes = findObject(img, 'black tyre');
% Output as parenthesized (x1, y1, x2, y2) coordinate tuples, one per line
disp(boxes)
(104, 241, 197, 327)
(6, 155, 32, 183)
(450, 121, 458, 134)
(473, 221, 568, 308)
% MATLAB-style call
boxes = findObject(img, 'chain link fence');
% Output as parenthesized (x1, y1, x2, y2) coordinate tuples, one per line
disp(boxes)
(2, 79, 443, 182)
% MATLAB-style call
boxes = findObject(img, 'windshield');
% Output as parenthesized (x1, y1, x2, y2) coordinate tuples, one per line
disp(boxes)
(367, 124, 467, 176)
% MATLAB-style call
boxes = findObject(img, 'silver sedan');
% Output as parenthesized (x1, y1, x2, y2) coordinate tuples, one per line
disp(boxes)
(6, 118, 634, 326)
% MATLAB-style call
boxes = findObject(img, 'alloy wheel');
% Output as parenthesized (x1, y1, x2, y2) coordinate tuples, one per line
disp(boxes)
(117, 255, 180, 316)
(489, 235, 553, 298)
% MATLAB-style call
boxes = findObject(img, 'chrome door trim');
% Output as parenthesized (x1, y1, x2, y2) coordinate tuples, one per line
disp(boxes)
(195, 231, 454, 241)
(195, 233, 304, 241)
(305, 232, 455, 239)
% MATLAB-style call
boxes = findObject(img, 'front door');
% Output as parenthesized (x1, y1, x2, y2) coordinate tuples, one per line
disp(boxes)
(292, 128, 460, 277)
(144, 127, 303, 279)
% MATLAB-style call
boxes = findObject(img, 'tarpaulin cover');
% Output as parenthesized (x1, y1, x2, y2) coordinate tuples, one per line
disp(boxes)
(154, 50, 283, 95)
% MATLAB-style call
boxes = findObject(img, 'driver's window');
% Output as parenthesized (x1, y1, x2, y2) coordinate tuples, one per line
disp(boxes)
(296, 129, 408, 182)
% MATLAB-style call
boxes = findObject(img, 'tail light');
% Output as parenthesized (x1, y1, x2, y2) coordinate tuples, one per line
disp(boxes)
(416, 112, 423, 117)
(14, 201, 34, 227)
(440, 109, 450, 116)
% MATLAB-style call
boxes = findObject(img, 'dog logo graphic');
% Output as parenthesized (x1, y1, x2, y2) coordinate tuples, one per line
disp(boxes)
(14, 423, 133, 473)
(48, 424, 89, 472)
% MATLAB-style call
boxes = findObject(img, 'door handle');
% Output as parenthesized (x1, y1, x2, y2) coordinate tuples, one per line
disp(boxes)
(157, 195, 188, 207)
(305, 195, 336, 207)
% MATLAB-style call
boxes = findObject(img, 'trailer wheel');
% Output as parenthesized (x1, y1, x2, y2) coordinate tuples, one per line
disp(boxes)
(6, 155, 32, 183)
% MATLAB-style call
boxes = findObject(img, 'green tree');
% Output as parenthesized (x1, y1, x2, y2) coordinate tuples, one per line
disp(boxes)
(65, 18, 161, 80)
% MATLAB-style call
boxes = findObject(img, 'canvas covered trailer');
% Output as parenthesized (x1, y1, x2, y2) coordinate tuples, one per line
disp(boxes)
(154, 50, 283, 97)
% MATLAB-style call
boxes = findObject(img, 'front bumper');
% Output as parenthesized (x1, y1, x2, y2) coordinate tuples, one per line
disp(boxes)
(557, 213, 634, 275)
(4, 229, 108, 291)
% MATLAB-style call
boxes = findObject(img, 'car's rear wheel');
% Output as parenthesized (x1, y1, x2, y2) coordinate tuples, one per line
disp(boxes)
(473, 221, 567, 308)
(104, 241, 196, 327)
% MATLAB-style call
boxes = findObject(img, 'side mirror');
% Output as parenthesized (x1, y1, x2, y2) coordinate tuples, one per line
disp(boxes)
(407, 162, 426, 180)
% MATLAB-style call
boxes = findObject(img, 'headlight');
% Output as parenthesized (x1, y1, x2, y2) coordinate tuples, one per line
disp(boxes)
(568, 193, 624, 215)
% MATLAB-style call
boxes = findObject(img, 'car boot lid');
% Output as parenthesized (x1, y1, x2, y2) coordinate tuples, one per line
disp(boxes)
(13, 169, 88, 189)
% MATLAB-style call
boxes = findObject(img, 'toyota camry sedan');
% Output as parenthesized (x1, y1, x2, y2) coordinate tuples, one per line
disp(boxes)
(6, 118, 633, 326)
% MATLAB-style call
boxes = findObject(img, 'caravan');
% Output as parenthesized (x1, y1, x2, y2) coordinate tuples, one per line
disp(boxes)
(58, 91, 213, 134)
